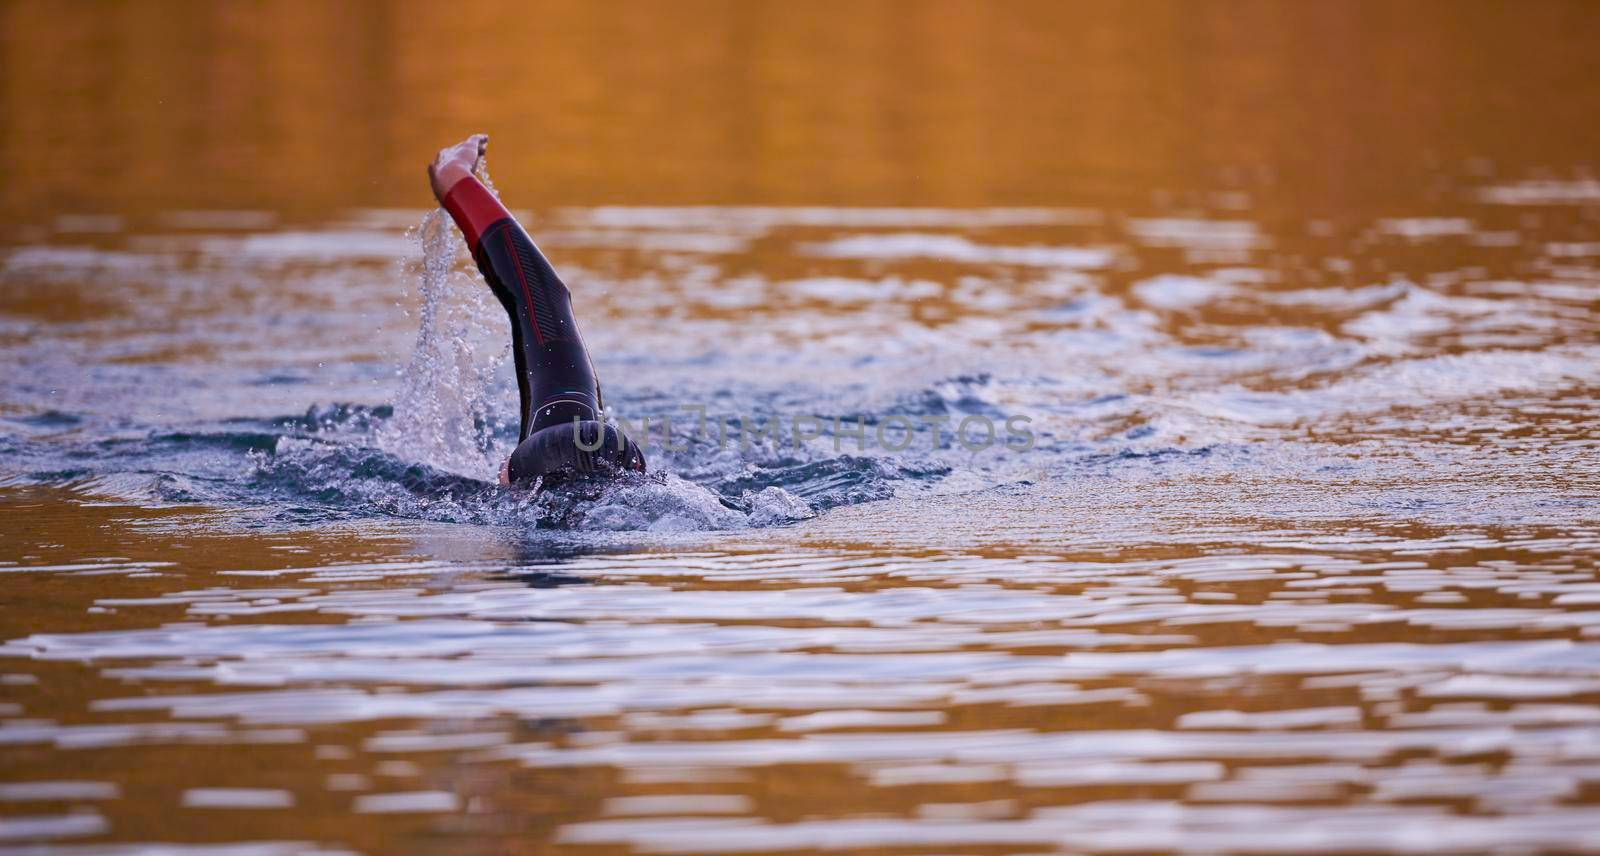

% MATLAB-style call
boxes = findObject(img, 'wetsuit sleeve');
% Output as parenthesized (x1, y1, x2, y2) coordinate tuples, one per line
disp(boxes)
(441, 176, 512, 252)
(439, 173, 644, 484)
(440, 176, 606, 446)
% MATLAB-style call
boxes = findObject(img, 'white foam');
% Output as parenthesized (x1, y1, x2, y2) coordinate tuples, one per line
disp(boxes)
(1131, 275, 1235, 309)
(0, 812, 107, 841)
(1477, 179, 1600, 205)
(181, 789, 294, 809)
(1176, 707, 1362, 730)
(801, 234, 1113, 268)
(0, 782, 120, 801)
(1127, 218, 1262, 250)
(604, 795, 754, 816)
(352, 791, 459, 814)
(777, 710, 945, 732)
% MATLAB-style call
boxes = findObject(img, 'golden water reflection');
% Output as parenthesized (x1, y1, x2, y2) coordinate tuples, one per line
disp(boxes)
(3, 0, 1599, 220)
(4, 2, 1600, 854)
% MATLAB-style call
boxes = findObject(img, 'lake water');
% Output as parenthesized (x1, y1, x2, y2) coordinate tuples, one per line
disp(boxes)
(2, 2, 1600, 853)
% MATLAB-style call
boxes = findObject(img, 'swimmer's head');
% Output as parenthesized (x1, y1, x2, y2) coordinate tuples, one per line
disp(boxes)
(504, 420, 646, 489)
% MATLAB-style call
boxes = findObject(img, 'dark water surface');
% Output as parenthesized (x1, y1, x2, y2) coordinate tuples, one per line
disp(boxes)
(3, 2, 1600, 853)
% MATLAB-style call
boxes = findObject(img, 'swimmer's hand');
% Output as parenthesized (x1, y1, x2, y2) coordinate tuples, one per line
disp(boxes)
(499, 458, 511, 486)
(428, 134, 489, 205)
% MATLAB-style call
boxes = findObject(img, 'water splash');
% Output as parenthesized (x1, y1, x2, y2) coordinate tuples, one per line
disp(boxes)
(379, 167, 515, 479)
(362, 162, 814, 530)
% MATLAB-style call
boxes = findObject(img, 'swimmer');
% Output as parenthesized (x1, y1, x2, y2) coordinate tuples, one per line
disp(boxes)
(428, 134, 645, 487)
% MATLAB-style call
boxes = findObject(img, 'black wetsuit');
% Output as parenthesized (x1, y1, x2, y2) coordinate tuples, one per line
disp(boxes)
(442, 176, 645, 484)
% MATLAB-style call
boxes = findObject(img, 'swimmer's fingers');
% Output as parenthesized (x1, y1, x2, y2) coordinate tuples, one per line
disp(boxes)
(471, 133, 488, 173)
(427, 134, 490, 202)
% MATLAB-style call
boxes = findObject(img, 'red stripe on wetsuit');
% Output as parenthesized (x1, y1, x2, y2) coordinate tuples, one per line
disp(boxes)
(442, 177, 546, 344)
(440, 176, 511, 252)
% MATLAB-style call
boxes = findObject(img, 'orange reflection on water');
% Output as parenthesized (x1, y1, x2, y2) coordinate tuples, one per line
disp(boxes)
(3, 0, 1600, 220)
